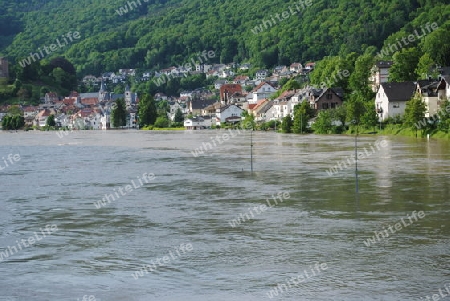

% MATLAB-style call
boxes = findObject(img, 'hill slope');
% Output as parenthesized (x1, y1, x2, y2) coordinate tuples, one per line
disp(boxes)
(0, 0, 448, 75)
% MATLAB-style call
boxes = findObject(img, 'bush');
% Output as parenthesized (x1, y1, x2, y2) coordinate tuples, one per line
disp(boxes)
(154, 116, 169, 128)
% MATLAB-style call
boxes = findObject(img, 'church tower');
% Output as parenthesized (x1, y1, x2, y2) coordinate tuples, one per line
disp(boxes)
(99, 81, 108, 102)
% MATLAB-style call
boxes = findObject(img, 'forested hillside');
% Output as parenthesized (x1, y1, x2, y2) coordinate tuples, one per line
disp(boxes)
(0, 0, 448, 76)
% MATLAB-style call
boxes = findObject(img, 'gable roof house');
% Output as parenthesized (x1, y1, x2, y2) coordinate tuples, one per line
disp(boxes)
(375, 81, 416, 121)
(250, 82, 278, 103)
(255, 69, 268, 80)
(216, 104, 243, 125)
(309, 87, 344, 112)
(188, 99, 217, 115)
(220, 84, 242, 105)
(416, 79, 447, 118)
(184, 116, 212, 130)
(290, 63, 303, 73)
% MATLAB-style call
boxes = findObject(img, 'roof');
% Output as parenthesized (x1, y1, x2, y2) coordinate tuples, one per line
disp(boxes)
(191, 99, 217, 110)
(375, 61, 393, 68)
(380, 81, 416, 102)
(251, 81, 277, 93)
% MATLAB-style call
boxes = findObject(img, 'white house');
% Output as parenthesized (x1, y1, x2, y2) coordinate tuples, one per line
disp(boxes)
(216, 104, 243, 125)
(375, 81, 416, 121)
(250, 82, 278, 103)
(184, 116, 212, 130)
(417, 79, 447, 117)
(255, 69, 268, 80)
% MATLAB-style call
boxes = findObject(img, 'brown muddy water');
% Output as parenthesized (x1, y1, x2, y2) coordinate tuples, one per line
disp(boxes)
(0, 130, 449, 301)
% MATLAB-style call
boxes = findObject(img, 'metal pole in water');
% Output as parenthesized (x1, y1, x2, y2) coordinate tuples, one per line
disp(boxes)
(250, 129, 253, 173)
(355, 131, 358, 192)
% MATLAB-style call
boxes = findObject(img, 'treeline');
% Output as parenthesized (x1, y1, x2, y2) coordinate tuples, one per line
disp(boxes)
(1, 0, 448, 76)
(0, 57, 78, 104)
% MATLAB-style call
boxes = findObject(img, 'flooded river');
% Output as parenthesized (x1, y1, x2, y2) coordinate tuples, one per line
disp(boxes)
(0, 130, 449, 300)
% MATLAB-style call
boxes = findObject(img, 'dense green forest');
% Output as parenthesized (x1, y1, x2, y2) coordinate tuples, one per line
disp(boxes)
(0, 0, 449, 77)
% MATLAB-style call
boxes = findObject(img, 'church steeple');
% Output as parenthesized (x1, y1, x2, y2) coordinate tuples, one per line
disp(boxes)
(99, 81, 108, 102)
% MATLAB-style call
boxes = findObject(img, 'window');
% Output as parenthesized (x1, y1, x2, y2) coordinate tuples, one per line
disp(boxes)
(326, 93, 332, 99)
(322, 103, 329, 109)
(331, 102, 336, 109)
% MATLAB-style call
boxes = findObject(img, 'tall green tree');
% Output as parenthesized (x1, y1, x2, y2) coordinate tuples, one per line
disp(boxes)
(281, 114, 293, 133)
(312, 110, 333, 134)
(404, 93, 427, 136)
(389, 48, 421, 82)
(415, 53, 437, 80)
(174, 107, 184, 123)
(112, 98, 127, 128)
(348, 54, 375, 100)
(346, 93, 367, 127)
(138, 94, 157, 127)
(46, 114, 56, 127)
(293, 101, 314, 134)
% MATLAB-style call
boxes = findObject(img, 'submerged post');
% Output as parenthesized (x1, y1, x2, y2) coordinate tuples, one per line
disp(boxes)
(355, 125, 359, 194)
(250, 129, 253, 173)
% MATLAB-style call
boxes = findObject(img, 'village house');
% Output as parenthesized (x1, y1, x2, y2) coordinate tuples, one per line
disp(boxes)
(215, 104, 243, 125)
(184, 116, 213, 130)
(187, 99, 217, 115)
(309, 87, 344, 111)
(220, 84, 242, 104)
(250, 82, 278, 103)
(255, 69, 269, 80)
(416, 79, 447, 117)
(370, 61, 393, 92)
(375, 81, 416, 121)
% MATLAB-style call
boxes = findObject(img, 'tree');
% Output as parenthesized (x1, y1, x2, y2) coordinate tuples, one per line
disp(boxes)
(389, 48, 421, 82)
(174, 107, 184, 123)
(312, 110, 333, 134)
(111, 98, 127, 128)
(348, 54, 374, 100)
(46, 114, 56, 127)
(404, 93, 426, 136)
(415, 53, 437, 80)
(437, 99, 450, 132)
(346, 93, 366, 126)
(360, 101, 379, 129)
(281, 114, 293, 133)
(241, 111, 255, 129)
(293, 101, 314, 134)
(138, 94, 157, 127)
(330, 103, 347, 128)
(154, 116, 169, 128)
